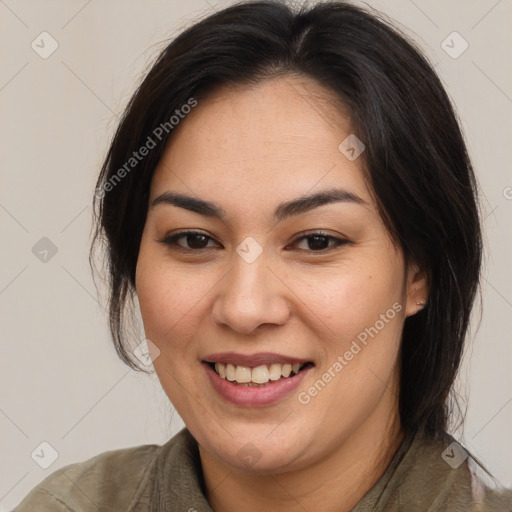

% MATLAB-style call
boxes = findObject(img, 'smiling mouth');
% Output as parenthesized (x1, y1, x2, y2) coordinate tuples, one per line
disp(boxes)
(206, 361, 314, 387)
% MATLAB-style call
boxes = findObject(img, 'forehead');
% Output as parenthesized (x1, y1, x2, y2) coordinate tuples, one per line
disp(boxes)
(150, 75, 372, 210)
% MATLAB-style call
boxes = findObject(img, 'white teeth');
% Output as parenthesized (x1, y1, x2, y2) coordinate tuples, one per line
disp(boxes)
(269, 363, 282, 381)
(234, 366, 251, 383)
(215, 362, 226, 378)
(281, 363, 292, 378)
(225, 363, 236, 381)
(212, 361, 306, 384)
(251, 365, 270, 384)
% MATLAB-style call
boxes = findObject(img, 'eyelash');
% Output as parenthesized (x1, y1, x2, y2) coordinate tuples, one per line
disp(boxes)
(157, 230, 349, 254)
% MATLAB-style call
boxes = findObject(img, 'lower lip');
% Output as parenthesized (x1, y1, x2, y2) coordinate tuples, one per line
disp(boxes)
(203, 363, 312, 407)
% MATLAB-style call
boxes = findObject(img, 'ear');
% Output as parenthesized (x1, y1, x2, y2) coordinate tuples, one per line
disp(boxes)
(404, 262, 429, 317)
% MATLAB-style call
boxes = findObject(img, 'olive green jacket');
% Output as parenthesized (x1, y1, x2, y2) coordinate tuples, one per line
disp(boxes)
(14, 428, 512, 511)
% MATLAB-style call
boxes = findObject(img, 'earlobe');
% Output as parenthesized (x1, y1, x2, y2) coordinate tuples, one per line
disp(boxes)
(404, 263, 429, 317)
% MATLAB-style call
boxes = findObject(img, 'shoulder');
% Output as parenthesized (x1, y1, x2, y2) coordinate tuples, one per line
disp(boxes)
(393, 431, 512, 511)
(13, 442, 162, 512)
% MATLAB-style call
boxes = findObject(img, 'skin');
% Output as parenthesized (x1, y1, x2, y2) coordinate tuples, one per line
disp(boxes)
(135, 75, 428, 512)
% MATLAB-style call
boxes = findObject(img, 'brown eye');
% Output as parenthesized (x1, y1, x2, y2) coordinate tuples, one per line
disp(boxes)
(183, 233, 210, 249)
(159, 231, 219, 251)
(290, 232, 349, 253)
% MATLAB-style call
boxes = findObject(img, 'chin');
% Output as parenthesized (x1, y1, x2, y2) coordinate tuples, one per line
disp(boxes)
(196, 420, 314, 473)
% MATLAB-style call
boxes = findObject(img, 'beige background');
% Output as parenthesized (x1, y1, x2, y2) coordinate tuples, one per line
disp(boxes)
(1, 0, 511, 508)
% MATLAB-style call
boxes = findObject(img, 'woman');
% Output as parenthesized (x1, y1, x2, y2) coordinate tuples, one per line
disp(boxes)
(15, 1, 512, 510)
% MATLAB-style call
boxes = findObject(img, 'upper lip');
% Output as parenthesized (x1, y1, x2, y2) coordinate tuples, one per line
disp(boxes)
(202, 352, 312, 367)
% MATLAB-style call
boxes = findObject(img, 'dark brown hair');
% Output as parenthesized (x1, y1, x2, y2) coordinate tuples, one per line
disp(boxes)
(91, 0, 482, 440)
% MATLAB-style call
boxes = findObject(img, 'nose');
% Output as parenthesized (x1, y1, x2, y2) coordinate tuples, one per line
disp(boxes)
(212, 248, 291, 335)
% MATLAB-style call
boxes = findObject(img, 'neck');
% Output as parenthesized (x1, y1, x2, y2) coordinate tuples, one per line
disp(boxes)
(199, 397, 404, 512)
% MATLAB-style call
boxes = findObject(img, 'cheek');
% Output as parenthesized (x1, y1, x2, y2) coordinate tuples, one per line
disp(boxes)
(300, 255, 405, 392)
(295, 266, 405, 434)
(135, 248, 209, 350)
(292, 255, 404, 347)
(135, 249, 210, 408)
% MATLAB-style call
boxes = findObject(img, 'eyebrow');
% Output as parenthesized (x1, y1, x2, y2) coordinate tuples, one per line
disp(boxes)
(151, 188, 367, 222)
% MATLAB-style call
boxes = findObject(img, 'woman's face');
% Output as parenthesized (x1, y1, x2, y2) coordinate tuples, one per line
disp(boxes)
(136, 76, 426, 473)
